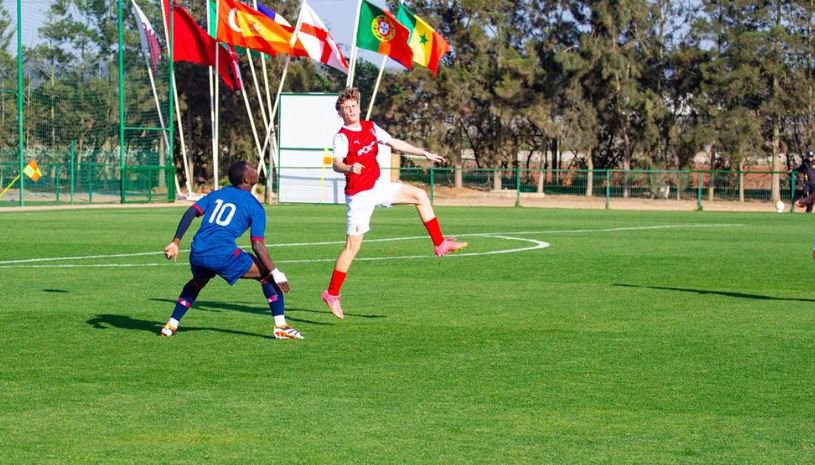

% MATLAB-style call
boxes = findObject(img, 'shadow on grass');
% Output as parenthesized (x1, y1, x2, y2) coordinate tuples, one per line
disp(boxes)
(87, 314, 275, 339)
(149, 298, 386, 320)
(43, 289, 69, 293)
(614, 283, 815, 302)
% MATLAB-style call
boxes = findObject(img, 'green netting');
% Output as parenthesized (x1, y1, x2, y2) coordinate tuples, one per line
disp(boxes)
(0, 0, 174, 206)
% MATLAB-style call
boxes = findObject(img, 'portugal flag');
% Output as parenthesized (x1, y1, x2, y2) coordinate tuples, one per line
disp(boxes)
(356, 0, 412, 69)
(396, 5, 449, 75)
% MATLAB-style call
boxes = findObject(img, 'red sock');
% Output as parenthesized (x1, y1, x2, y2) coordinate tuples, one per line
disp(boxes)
(327, 269, 347, 296)
(423, 217, 444, 246)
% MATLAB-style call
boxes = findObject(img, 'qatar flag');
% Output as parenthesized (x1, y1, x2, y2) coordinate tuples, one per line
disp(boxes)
(131, 0, 162, 72)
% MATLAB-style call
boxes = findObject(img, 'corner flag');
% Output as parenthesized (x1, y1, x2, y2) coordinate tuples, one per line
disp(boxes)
(23, 160, 42, 182)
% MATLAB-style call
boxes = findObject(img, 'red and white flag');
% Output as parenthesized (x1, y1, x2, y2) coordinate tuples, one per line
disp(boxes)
(131, 0, 162, 72)
(226, 45, 244, 91)
(296, 0, 349, 73)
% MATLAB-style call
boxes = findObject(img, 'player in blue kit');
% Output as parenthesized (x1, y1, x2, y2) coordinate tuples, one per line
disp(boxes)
(160, 161, 303, 340)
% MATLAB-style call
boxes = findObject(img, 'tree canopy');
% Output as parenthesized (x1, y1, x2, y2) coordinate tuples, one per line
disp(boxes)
(0, 0, 813, 192)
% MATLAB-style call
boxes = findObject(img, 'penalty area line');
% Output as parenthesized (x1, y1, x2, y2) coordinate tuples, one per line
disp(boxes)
(0, 236, 550, 268)
(0, 223, 740, 267)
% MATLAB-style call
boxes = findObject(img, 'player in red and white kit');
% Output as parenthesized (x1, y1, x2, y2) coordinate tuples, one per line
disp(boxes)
(321, 87, 467, 319)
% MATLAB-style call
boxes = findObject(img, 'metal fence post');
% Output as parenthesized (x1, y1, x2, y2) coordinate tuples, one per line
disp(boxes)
(69, 141, 75, 205)
(515, 166, 521, 207)
(605, 169, 611, 209)
(147, 167, 153, 202)
(429, 167, 435, 205)
(789, 171, 796, 213)
(88, 162, 94, 203)
(167, 166, 175, 201)
(17, 0, 24, 207)
(55, 164, 61, 203)
(696, 171, 703, 210)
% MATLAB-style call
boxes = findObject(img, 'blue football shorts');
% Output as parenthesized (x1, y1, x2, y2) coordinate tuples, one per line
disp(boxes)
(189, 249, 254, 286)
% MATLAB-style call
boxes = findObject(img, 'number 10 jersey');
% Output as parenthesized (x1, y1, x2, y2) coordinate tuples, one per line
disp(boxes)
(190, 186, 266, 257)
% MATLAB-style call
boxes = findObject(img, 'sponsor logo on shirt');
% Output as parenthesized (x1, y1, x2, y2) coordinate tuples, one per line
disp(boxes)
(358, 140, 377, 156)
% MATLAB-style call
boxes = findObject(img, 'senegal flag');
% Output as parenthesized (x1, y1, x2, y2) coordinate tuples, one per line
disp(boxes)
(396, 5, 449, 76)
(356, 0, 413, 69)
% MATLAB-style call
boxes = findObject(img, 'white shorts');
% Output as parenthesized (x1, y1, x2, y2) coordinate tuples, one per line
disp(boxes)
(345, 181, 403, 236)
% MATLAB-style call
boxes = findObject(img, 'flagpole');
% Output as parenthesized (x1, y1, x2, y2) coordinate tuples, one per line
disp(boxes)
(366, 0, 402, 119)
(246, 47, 270, 181)
(0, 174, 21, 200)
(252, 0, 300, 197)
(261, 56, 289, 156)
(259, 1, 305, 161)
(239, 72, 266, 169)
(145, 62, 174, 186)
(246, 49, 270, 144)
(207, 1, 218, 191)
(366, 55, 388, 119)
(260, 61, 275, 196)
(158, 0, 192, 197)
(346, 0, 363, 87)
(214, 45, 220, 190)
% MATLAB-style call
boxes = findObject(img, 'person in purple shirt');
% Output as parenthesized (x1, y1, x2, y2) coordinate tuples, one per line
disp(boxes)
(160, 161, 303, 340)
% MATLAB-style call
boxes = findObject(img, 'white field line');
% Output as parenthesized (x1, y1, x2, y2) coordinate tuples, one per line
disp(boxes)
(0, 236, 551, 268)
(0, 223, 742, 268)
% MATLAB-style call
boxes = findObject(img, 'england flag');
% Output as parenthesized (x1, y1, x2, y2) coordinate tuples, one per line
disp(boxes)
(296, 1, 349, 73)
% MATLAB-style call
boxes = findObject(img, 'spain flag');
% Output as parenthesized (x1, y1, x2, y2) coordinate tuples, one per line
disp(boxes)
(23, 160, 42, 182)
(216, 0, 293, 57)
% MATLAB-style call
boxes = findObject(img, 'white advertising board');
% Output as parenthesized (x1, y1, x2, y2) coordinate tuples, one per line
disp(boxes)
(277, 93, 391, 204)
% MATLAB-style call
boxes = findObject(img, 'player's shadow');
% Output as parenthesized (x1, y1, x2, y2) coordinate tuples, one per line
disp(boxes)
(614, 284, 815, 302)
(86, 314, 276, 339)
(149, 298, 385, 321)
(43, 289, 69, 293)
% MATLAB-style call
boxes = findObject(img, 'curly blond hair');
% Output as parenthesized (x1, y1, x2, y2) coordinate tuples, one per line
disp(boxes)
(335, 87, 361, 111)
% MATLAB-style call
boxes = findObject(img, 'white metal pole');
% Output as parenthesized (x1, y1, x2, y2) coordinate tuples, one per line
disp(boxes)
(158, 1, 192, 196)
(366, 55, 388, 119)
(241, 83, 265, 168)
(346, 0, 363, 88)
(253, 1, 274, 133)
(214, 45, 220, 189)
(259, 1, 305, 158)
(246, 50, 270, 138)
(207, 1, 218, 190)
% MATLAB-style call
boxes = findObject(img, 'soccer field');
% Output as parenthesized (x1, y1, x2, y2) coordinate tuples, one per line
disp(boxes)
(1, 205, 813, 464)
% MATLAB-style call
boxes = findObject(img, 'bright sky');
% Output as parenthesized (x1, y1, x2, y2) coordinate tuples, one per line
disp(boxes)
(2, 0, 397, 70)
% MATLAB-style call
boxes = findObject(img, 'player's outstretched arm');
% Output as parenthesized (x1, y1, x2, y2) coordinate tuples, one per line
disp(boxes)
(164, 207, 199, 262)
(386, 138, 446, 164)
(252, 239, 290, 293)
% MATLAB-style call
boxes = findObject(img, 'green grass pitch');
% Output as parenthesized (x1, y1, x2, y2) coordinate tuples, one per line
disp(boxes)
(1, 205, 813, 464)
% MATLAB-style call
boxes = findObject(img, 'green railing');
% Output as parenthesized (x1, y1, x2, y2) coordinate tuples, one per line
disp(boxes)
(275, 166, 798, 210)
(0, 160, 175, 207)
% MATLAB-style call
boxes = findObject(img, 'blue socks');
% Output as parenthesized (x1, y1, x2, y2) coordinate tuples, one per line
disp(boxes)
(171, 280, 203, 322)
(262, 282, 284, 317)
(262, 282, 287, 326)
(168, 280, 285, 327)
